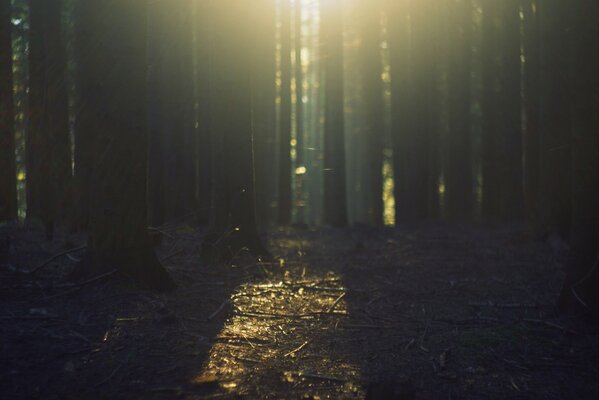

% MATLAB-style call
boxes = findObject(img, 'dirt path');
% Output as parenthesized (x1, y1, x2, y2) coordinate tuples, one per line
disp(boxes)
(1, 222, 597, 399)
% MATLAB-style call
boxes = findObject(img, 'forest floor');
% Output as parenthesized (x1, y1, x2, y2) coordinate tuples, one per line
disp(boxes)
(1, 221, 598, 399)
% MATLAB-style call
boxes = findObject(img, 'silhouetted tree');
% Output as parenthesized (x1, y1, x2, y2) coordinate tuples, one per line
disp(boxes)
(558, 0, 598, 313)
(537, 0, 572, 238)
(388, 0, 411, 225)
(480, 0, 502, 219)
(252, 0, 277, 228)
(322, 0, 348, 226)
(76, 0, 173, 290)
(201, 0, 269, 262)
(522, 0, 541, 230)
(0, 0, 17, 221)
(27, 0, 71, 233)
(195, 0, 213, 225)
(358, 0, 384, 225)
(444, 0, 473, 220)
(278, 0, 293, 226)
(500, 0, 523, 219)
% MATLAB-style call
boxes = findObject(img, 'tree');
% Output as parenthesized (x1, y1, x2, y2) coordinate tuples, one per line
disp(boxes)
(252, 0, 277, 228)
(75, 0, 173, 290)
(195, 0, 213, 225)
(321, 0, 348, 226)
(480, 0, 502, 219)
(0, 0, 17, 222)
(522, 0, 541, 230)
(537, 0, 572, 238)
(444, 0, 473, 220)
(390, 0, 437, 224)
(201, 0, 269, 263)
(357, 0, 384, 225)
(500, 0, 523, 219)
(27, 0, 71, 233)
(558, 0, 598, 313)
(278, 0, 292, 226)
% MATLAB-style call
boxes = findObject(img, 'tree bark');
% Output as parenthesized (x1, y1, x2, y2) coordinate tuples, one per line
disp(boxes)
(358, 0, 384, 225)
(201, 0, 269, 263)
(322, 0, 348, 227)
(0, 0, 17, 221)
(27, 0, 71, 234)
(558, 0, 598, 314)
(445, 0, 473, 221)
(522, 0, 541, 230)
(76, 0, 174, 290)
(537, 0, 572, 238)
(480, 1, 502, 219)
(500, 0, 524, 220)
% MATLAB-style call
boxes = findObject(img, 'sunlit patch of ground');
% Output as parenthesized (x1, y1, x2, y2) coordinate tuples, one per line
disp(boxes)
(190, 263, 364, 399)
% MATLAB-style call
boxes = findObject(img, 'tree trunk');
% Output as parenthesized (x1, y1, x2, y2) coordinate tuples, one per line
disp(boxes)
(522, 0, 541, 230)
(558, 0, 598, 314)
(278, 0, 292, 226)
(388, 0, 410, 225)
(500, 0, 524, 220)
(76, 0, 174, 290)
(201, 0, 269, 263)
(480, 1, 502, 219)
(537, 0, 572, 239)
(445, 0, 473, 221)
(0, 0, 17, 221)
(322, 0, 348, 227)
(393, 0, 435, 223)
(194, 0, 213, 226)
(358, 0, 384, 225)
(251, 0, 277, 229)
(27, 0, 71, 234)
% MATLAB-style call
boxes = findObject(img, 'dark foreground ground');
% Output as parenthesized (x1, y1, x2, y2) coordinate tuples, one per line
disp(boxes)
(1, 221, 598, 399)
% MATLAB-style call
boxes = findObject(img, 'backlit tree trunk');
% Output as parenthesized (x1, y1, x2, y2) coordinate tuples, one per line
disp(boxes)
(322, 0, 348, 227)
(201, 0, 269, 263)
(76, 0, 174, 290)
(278, 0, 292, 226)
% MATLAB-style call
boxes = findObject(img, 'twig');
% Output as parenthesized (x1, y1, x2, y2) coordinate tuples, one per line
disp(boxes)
(28, 245, 87, 274)
(326, 292, 346, 313)
(208, 300, 229, 320)
(284, 340, 309, 357)
(469, 302, 548, 308)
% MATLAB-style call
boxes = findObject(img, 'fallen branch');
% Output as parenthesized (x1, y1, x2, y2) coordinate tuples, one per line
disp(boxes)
(326, 292, 346, 313)
(28, 245, 87, 274)
(284, 340, 309, 357)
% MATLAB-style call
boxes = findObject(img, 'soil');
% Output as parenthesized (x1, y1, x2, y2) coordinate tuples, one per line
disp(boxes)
(1, 221, 598, 399)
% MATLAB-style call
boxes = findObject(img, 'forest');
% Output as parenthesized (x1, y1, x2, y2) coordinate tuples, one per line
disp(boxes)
(0, 0, 597, 399)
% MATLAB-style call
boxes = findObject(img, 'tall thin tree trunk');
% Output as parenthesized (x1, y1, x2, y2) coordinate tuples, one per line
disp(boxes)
(500, 0, 524, 219)
(480, 1, 502, 219)
(537, 0, 572, 238)
(252, 0, 277, 229)
(322, 0, 348, 226)
(388, 0, 411, 225)
(445, 0, 473, 221)
(522, 0, 541, 230)
(359, 0, 384, 225)
(278, 0, 292, 226)
(0, 0, 17, 221)
(195, 0, 213, 225)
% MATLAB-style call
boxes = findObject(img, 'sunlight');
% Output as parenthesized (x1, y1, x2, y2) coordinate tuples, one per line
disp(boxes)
(191, 266, 364, 398)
